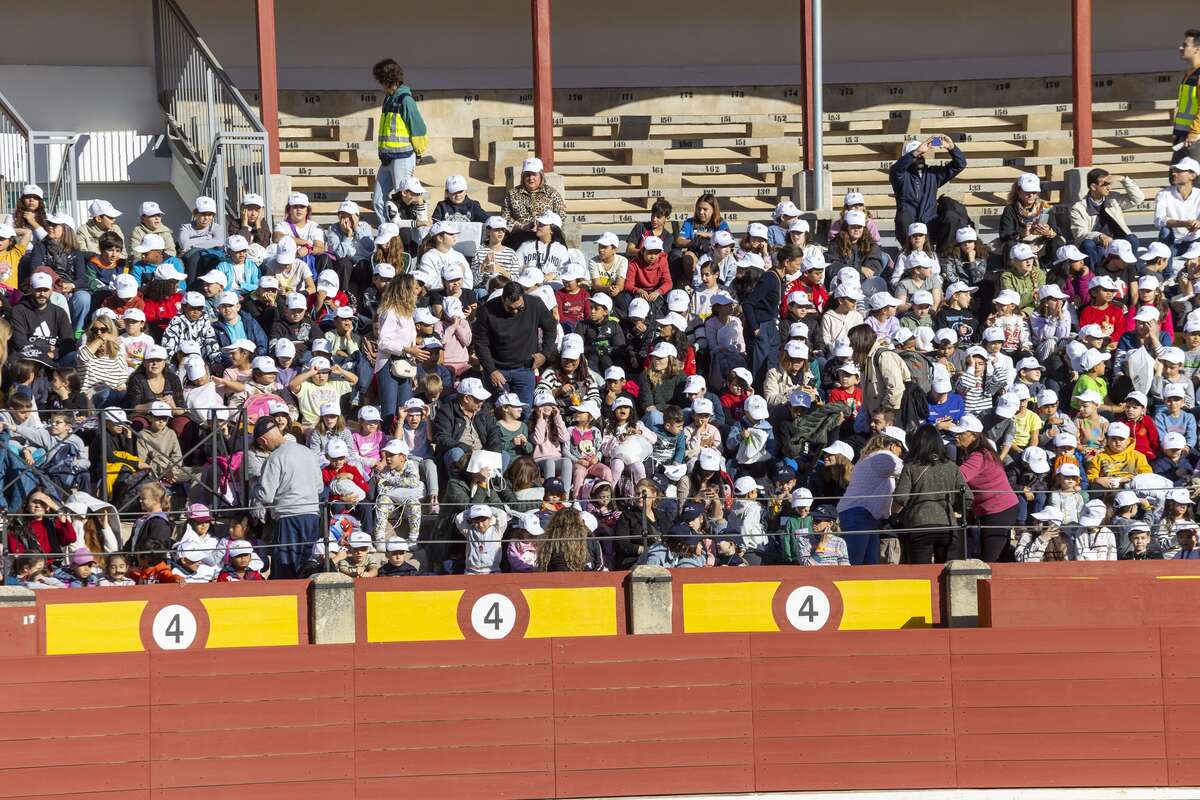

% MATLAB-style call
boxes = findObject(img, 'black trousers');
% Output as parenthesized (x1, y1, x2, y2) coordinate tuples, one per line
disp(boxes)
(979, 504, 1019, 563)
(903, 525, 958, 564)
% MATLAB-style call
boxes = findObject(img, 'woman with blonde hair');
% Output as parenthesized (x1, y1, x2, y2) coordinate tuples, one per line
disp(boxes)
(538, 507, 602, 571)
(635, 342, 683, 417)
(374, 273, 426, 425)
(77, 316, 131, 407)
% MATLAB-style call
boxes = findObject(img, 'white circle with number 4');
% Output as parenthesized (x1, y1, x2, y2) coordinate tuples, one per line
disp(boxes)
(470, 593, 516, 640)
(152, 604, 198, 650)
(785, 587, 830, 632)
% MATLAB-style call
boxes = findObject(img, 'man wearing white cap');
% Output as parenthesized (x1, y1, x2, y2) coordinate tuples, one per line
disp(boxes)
(77, 199, 125, 257)
(128, 200, 178, 258)
(9, 270, 76, 361)
(889, 130, 966, 235)
(371, 58, 428, 223)
(1155, 156, 1200, 252)
(1070, 168, 1145, 267)
(500, 154, 567, 244)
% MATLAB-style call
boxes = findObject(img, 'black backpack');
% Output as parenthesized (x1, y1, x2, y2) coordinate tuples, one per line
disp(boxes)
(931, 195, 974, 255)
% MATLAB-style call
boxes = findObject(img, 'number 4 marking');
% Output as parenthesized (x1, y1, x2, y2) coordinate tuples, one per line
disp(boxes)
(470, 593, 516, 640)
(785, 587, 831, 631)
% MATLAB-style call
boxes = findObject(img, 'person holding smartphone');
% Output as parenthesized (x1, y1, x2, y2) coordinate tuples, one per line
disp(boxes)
(888, 132, 966, 239)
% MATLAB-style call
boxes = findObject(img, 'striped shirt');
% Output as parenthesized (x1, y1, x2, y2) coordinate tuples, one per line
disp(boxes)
(471, 245, 521, 286)
(77, 346, 132, 394)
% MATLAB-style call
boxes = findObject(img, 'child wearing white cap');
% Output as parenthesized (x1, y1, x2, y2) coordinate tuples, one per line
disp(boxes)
(160, 292, 220, 363)
(473, 217, 521, 285)
(418, 221, 474, 292)
(128, 201, 178, 258)
(989, 290, 1031, 356)
(433, 174, 489, 225)
(374, 438, 426, 546)
(214, 233, 261, 296)
(325, 201, 375, 269)
(177, 196, 227, 282)
(588, 232, 630, 299)
(890, 222, 942, 291)
(273, 193, 326, 267)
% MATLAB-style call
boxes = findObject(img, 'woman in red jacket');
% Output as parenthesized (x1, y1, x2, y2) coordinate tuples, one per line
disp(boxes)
(623, 236, 672, 316)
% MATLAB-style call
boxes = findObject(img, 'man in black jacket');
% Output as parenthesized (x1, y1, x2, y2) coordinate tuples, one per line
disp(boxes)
(432, 376, 502, 472)
(889, 134, 967, 235)
(472, 281, 557, 411)
(10, 272, 76, 363)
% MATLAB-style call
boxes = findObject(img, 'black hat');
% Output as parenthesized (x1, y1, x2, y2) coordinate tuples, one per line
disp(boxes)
(677, 502, 705, 524)
(253, 416, 278, 441)
(812, 505, 837, 522)
(19, 342, 56, 370)
(543, 477, 566, 496)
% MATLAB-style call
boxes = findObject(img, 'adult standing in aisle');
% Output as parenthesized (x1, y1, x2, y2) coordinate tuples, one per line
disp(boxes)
(251, 418, 323, 579)
(1172, 29, 1200, 164)
(372, 59, 428, 223)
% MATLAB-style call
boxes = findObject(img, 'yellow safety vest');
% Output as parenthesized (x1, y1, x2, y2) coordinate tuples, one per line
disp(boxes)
(379, 90, 414, 156)
(1175, 67, 1200, 135)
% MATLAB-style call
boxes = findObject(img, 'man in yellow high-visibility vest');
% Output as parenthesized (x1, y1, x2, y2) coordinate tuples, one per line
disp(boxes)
(1173, 29, 1200, 163)
(371, 59, 428, 224)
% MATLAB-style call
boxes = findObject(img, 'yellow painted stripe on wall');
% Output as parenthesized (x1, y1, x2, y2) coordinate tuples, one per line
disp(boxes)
(1158, 575, 1200, 580)
(835, 579, 933, 630)
(521, 587, 617, 638)
(682, 581, 780, 633)
(366, 590, 465, 642)
(201, 595, 299, 648)
(44, 600, 147, 655)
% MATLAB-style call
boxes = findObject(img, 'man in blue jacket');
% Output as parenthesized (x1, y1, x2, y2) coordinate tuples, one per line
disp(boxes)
(889, 134, 967, 235)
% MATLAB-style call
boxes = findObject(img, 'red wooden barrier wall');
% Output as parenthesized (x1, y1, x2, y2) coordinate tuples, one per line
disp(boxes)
(3, 626, 1197, 799)
(981, 561, 1200, 628)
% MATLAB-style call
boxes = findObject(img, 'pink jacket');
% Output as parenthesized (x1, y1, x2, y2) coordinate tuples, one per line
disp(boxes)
(959, 451, 1018, 517)
(531, 412, 568, 460)
(437, 316, 473, 374)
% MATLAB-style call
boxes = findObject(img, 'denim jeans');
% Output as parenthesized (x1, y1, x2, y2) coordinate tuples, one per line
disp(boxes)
(1079, 233, 1140, 269)
(838, 506, 880, 566)
(497, 367, 536, 417)
(1158, 226, 1198, 257)
(67, 290, 91, 335)
(373, 154, 416, 223)
(376, 365, 413, 427)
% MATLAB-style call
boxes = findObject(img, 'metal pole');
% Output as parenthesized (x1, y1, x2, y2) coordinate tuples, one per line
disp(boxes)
(205, 67, 217, 165)
(1071, 0, 1094, 167)
(531, 0, 555, 172)
(209, 409, 218, 509)
(254, 0, 281, 174)
(99, 409, 109, 503)
(799, 0, 815, 169)
(812, 0, 824, 210)
(640, 490, 649, 554)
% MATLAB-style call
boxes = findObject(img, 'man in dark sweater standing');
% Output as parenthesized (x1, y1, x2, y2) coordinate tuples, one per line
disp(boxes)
(473, 281, 557, 412)
(742, 246, 792, 387)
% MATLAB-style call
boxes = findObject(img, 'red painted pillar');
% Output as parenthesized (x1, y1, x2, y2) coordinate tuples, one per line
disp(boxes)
(255, 0, 281, 173)
(531, 0, 555, 171)
(1071, 0, 1093, 166)
(799, 0, 815, 168)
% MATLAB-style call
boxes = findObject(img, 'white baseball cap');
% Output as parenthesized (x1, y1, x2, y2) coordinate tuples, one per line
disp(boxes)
(87, 199, 121, 219)
(1173, 157, 1200, 174)
(193, 196, 217, 214)
(691, 397, 715, 416)
(906, 222, 928, 237)
(251, 356, 278, 373)
(604, 366, 625, 382)
(666, 289, 690, 313)
(536, 211, 563, 229)
(823, 441, 855, 462)
(712, 230, 736, 247)
(627, 298, 650, 319)
(734, 476, 761, 495)
(1031, 507, 1064, 525)
(1079, 349, 1110, 371)
(791, 487, 815, 507)
(1078, 500, 1107, 528)
(775, 200, 802, 218)
(226, 234, 249, 253)
(1106, 421, 1131, 439)
(457, 377, 492, 401)
(560, 333, 585, 360)
(113, 273, 139, 300)
(949, 414, 984, 434)
(1009, 243, 1035, 262)
(747, 222, 769, 240)
(373, 262, 396, 279)
(651, 342, 678, 359)
(698, 448, 722, 471)
(1017, 173, 1042, 193)
(1038, 284, 1068, 301)
(1163, 431, 1189, 450)
(902, 139, 922, 155)
(955, 227, 978, 244)
(1114, 490, 1141, 508)
(183, 291, 206, 307)
(241, 193, 264, 207)
(868, 292, 902, 310)
(656, 312, 688, 331)
(400, 177, 424, 195)
(1054, 244, 1086, 264)
(1140, 242, 1173, 262)
(1134, 306, 1161, 323)
(134, 233, 167, 255)
(200, 269, 227, 287)
(522, 157, 545, 174)
(881, 426, 907, 449)
(445, 174, 468, 193)
(844, 191, 866, 207)
(744, 395, 769, 421)
(596, 231, 620, 248)
(1107, 239, 1137, 264)
(641, 235, 664, 251)
(139, 201, 163, 216)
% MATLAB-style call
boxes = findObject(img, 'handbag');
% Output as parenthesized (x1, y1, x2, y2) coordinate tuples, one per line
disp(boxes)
(390, 356, 417, 379)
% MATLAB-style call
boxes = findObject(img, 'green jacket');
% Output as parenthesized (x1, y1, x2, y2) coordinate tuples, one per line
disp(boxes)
(379, 85, 428, 158)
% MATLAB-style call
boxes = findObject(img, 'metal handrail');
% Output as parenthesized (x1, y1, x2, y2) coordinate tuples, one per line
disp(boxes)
(0, 89, 33, 216)
(45, 135, 79, 216)
(152, 0, 272, 225)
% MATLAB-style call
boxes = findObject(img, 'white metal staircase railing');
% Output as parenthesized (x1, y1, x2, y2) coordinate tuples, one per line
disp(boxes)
(0, 90, 81, 220)
(152, 0, 271, 227)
